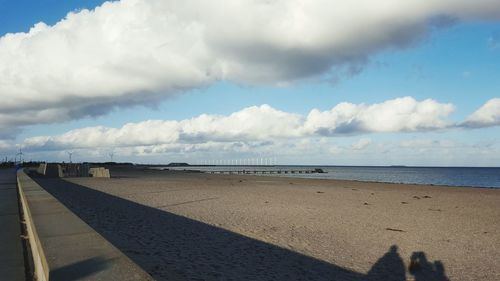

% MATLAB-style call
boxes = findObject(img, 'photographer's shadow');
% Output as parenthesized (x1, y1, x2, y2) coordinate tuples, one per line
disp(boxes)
(409, 251, 450, 281)
(366, 246, 450, 281)
(366, 245, 406, 281)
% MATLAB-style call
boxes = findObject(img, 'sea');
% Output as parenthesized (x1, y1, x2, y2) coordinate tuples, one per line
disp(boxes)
(163, 166, 500, 189)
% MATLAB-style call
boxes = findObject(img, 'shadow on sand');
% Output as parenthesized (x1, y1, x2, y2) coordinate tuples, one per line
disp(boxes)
(33, 177, 450, 281)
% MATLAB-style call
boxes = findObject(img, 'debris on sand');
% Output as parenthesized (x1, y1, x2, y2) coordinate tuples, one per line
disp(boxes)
(386, 227, 405, 232)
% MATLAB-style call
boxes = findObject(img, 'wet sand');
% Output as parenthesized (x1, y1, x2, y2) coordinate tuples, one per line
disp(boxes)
(33, 167, 500, 281)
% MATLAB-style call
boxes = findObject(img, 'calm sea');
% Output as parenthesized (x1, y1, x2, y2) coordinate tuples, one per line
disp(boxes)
(165, 166, 500, 189)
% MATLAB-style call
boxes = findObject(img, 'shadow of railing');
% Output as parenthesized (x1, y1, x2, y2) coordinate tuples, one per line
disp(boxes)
(33, 177, 449, 281)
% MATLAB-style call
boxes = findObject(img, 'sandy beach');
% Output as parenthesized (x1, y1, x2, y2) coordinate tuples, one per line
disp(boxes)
(33, 167, 500, 281)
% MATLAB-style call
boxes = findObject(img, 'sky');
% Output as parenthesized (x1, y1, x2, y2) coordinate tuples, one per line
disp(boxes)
(0, 0, 499, 166)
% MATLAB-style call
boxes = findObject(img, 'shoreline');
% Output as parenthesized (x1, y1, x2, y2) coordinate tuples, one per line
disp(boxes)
(155, 168, 500, 190)
(226, 173, 500, 190)
(153, 165, 500, 189)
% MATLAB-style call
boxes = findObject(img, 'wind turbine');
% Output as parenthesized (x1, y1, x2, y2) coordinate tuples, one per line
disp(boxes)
(16, 148, 24, 164)
(67, 151, 74, 163)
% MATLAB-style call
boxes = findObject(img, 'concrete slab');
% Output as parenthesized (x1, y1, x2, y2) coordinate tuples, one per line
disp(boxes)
(0, 215, 24, 266)
(0, 189, 19, 214)
(0, 265, 26, 281)
(43, 233, 150, 281)
(0, 182, 16, 188)
(32, 212, 94, 237)
(24, 195, 69, 215)
(0, 169, 25, 281)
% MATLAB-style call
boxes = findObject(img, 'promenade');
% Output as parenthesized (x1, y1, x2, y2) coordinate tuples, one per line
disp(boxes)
(17, 170, 153, 281)
(0, 168, 25, 281)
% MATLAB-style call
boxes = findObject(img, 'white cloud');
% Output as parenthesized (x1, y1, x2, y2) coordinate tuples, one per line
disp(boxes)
(462, 98, 500, 128)
(392, 138, 500, 166)
(21, 97, 456, 151)
(22, 105, 303, 150)
(0, 140, 11, 150)
(1, 0, 500, 134)
(6, 97, 497, 165)
(351, 138, 372, 150)
(303, 97, 455, 134)
(15, 136, 500, 166)
(399, 139, 457, 148)
(180, 105, 304, 142)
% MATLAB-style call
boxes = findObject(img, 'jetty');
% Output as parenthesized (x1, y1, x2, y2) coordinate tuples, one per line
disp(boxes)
(153, 166, 325, 175)
(206, 168, 325, 175)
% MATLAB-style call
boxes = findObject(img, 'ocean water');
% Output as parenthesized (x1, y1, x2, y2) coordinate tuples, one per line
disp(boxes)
(164, 166, 500, 189)
(300, 166, 500, 189)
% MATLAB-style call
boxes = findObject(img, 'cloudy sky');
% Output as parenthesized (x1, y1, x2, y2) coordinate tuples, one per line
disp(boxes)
(1, 0, 499, 166)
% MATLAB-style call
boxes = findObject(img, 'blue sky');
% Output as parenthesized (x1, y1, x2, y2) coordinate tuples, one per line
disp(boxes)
(0, 1, 499, 165)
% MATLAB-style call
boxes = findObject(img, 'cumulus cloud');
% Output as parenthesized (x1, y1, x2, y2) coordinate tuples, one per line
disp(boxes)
(462, 98, 500, 128)
(303, 97, 455, 134)
(22, 97, 456, 151)
(1, 0, 500, 134)
(22, 105, 303, 150)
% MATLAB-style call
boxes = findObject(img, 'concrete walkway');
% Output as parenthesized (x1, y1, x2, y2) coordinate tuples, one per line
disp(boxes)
(18, 170, 154, 281)
(0, 168, 25, 281)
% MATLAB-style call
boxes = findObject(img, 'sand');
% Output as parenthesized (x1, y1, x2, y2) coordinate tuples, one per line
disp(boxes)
(33, 167, 500, 281)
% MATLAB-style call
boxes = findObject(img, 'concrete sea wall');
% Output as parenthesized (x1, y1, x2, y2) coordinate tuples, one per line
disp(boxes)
(17, 170, 153, 281)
